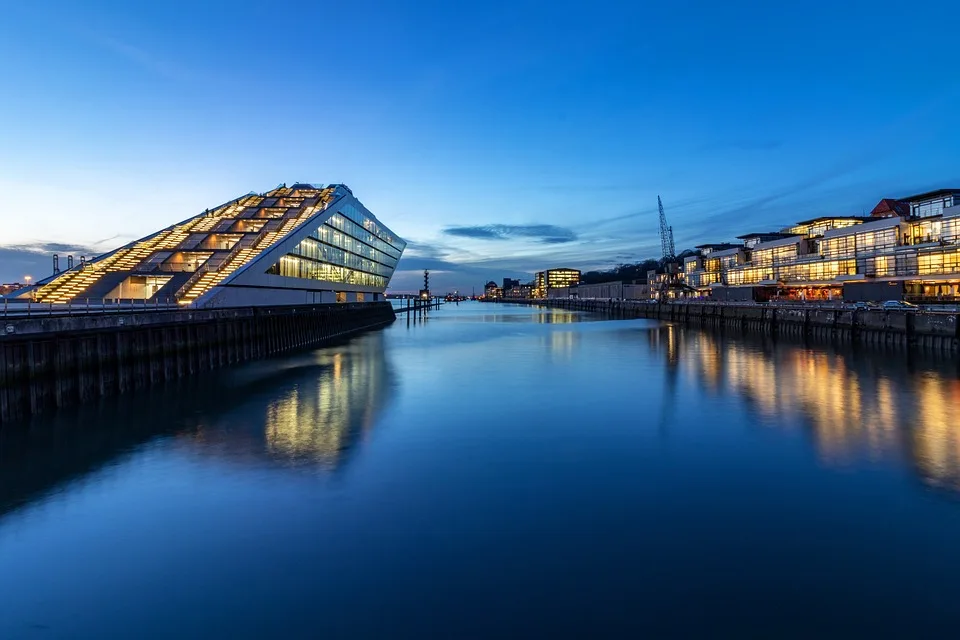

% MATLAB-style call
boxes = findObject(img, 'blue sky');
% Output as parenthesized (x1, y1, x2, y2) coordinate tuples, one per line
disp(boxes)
(1, 0, 958, 292)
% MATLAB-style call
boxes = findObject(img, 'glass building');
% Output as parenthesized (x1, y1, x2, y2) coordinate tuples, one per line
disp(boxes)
(534, 268, 581, 298)
(18, 184, 406, 307)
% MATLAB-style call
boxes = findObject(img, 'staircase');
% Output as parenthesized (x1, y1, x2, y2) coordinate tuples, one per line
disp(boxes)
(176, 243, 260, 305)
(176, 214, 314, 305)
(32, 216, 213, 304)
(32, 195, 324, 306)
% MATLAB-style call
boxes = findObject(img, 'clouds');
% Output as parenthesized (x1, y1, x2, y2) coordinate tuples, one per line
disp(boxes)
(0, 242, 101, 283)
(442, 224, 577, 244)
(6, 242, 98, 255)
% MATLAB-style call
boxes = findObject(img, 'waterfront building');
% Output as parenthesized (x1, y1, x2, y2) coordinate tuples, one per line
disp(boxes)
(682, 188, 960, 302)
(484, 281, 502, 299)
(14, 184, 405, 308)
(561, 281, 652, 300)
(533, 268, 581, 298)
(502, 278, 521, 292)
(546, 286, 577, 299)
(504, 283, 534, 299)
(0, 283, 26, 297)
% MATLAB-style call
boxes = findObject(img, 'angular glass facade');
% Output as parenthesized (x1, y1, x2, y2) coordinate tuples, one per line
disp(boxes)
(267, 203, 406, 289)
(17, 182, 405, 308)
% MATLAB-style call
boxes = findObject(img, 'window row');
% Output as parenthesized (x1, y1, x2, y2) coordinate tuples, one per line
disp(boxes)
(322, 214, 403, 261)
(818, 228, 899, 259)
(267, 255, 389, 288)
(689, 271, 721, 287)
(338, 204, 406, 253)
(916, 250, 960, 276)
(309, 224, 399, 268)
(727, 267, 773, 285)
(752, 245, 798, 267)
(288, 237, 396, 278)
(777, 259, 855, 283)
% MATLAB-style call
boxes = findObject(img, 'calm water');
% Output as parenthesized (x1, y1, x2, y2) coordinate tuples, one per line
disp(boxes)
(3, 302, 960, 637)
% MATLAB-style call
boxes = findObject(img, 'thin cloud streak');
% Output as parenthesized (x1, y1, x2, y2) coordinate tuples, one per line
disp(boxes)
(443, 224, 578, 244)
(69, 26, 210, 84)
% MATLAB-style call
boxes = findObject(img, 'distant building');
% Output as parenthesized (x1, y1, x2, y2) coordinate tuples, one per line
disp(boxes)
(483, 281, 502, 299)
(533, 268, 580, 299)
(563, 281, 651, 300)
(503, 283, 534, 299)
(0, 283, 25, 297)
(502, 277, 520, 291)
(870, 199, 910, 218)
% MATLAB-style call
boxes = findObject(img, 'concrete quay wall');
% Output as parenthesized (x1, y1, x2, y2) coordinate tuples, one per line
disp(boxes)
(0, 302, 396, 424)
(506, 299, 960, 352)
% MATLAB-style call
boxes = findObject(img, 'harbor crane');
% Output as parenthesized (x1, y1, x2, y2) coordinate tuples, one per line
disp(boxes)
(658, 195, 676, 263)
(655, 196, 694, 301)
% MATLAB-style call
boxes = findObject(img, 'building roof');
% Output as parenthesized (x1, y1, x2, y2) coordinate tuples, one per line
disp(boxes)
(792, 215, 871, 226)
(897, 189, 960, 203)
(751, 235, 803, 251)
(736, 231, 794, 241)
(710, 247, 743, 258)
(822, 215, 902, 238)
(870, 199, 910, 218)
(695, 242, 741, 250)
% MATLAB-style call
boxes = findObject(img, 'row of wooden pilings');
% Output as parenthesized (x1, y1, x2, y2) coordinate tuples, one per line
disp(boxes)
(392, 297, 443, 318)
(501, 299, 960, 352)
(0, 302, 397, 424)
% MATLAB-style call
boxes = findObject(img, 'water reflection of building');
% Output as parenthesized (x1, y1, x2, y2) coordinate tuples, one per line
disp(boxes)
(183, 331, 393, 471)
(647, 326, 960, 494)
(264, 340, 391, 467)
(0, 332, 393, 519)
(542, 330, 578, 359)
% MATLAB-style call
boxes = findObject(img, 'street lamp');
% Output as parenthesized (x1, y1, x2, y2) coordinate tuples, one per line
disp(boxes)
(23, 275, 32, 286)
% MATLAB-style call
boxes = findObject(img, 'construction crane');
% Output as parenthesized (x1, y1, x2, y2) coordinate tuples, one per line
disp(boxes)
(655, 196, 693, 302)
(658, 195, 676, 262)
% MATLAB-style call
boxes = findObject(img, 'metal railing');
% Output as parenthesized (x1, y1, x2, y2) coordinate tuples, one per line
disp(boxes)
(2, 296, 181, 318)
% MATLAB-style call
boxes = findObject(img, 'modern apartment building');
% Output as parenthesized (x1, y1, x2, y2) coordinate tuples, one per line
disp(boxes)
(684, 188, 960, 302)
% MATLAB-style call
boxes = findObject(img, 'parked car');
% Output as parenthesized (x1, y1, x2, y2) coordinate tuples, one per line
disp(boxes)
(851, 302, 872, 310)
(881, 300, 917, 309)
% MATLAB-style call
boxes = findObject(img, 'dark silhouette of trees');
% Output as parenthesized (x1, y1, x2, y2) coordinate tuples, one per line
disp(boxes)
(580, 249, 695, 285)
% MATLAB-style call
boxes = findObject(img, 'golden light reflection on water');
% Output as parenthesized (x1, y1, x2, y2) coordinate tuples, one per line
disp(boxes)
(913, 376, 960, 490)
(649, 327, 960, 492)
(264, 341, 389, 468)
(181, 333, 392, 471)
(542, 330, 578, 359)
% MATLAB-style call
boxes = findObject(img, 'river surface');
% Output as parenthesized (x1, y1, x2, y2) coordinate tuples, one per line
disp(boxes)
(3, 302, 960, 637)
